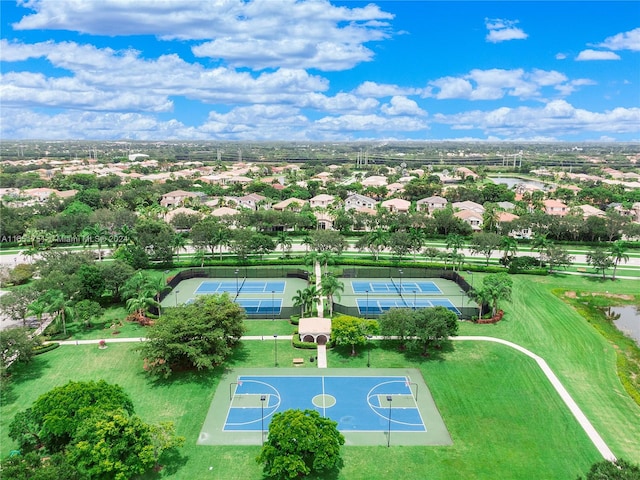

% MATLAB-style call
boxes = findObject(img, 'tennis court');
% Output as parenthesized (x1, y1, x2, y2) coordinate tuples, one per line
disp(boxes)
(198, 368, 452, 446)
(162, 275, 307, 318)
(352, 280, 442, 295)
(195, 280, 286, 295)
(357, 298, 461, 315)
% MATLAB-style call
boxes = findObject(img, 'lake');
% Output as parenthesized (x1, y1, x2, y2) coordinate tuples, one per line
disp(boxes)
(607, 306, 640, 347)
(490, 176, 549, 190)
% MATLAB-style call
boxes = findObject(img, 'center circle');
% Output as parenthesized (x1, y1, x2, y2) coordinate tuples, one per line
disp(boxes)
(312, 394, 336, 408)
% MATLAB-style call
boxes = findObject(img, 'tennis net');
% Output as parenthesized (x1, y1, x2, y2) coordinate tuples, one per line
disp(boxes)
(389, 277, 410, 308)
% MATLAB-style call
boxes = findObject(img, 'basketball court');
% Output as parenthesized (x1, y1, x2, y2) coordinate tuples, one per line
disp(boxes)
(198, 368, 452, 446)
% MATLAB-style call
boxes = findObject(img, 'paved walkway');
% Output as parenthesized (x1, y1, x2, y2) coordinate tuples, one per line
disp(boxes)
(47, 334, 616, 461)
(453, 336, 617, 462)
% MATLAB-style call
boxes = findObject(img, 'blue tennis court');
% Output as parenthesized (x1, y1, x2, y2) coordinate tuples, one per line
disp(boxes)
(195, 280, 285, 295)
(225, 375, 425, 432)
(237, 299, 282, 315)
(352, 280, 442, 295)
(357, 297, 461, 315)
(185, 297, 282, 314)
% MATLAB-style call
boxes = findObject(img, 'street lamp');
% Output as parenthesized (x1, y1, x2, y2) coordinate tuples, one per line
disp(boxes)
(273, 335, 278, 367)
(174, 289, 180, 307)
(386, 395, 392, 447)
(272, 291, 275, 321)
(365, 290, 369, 319)
(367, 335, 372, 367)
(413, 290, 417, 310)
(398, 269, 403, 295)
(260, 395, 266, 445)
(234, 269, 239, 295)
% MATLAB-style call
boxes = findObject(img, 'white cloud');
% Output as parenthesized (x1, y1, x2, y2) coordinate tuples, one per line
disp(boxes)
(576, 49, 621, 61)
(353, 81, 420, 98)
(380, 96, 426, 116)
(315, 114, 427, 133)
(427, 68, 579, 101)
(595, 27, 640, 51)
(12, 0, 394, 71)
(0, 40, 335, 111)
(434, 100, 640, 138)
(485, 18, 528, 43)
(555, 53, 567, 60)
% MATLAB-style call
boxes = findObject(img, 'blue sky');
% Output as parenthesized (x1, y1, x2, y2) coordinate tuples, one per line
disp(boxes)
(1, 0, 638, 142)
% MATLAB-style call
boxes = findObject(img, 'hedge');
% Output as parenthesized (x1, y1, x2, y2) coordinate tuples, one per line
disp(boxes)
(32, 343, 60, 355)
(292, 334, 318, 350)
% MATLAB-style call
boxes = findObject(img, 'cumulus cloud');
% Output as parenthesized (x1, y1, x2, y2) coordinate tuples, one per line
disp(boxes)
(434, 100, 640, 138)
(353, 81, 421, 98)
(485, 18, 528, 43)
(12, 0, 394, 71)
(595, 27, 640, 51)
(0, 40, 334, 111)
(576, 49, 621, 61)
(426, 68, 580, 101)
(555, 53, 567, 60)
(380, 96, 426, 116)
(315, 113, 427, 133)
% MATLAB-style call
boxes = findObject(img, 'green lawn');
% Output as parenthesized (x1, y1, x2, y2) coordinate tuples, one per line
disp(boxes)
(2, 273, 639, 479)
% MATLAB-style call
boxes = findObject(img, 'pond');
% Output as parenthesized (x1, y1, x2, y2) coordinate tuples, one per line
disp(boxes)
(606, 306, 640, 347)
(490, 176, 549, 190)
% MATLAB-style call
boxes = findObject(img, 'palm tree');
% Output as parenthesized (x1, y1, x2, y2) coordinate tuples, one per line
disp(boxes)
(321, 275, 344, 317)
(145, 275, 172, 315)
(302, 285, 320, 315)
(27, 298, 48, 326)
(408, 228, 425, 262)
(82, 223, 110, 261)
(292, 289, 306, 317)
(609, 240, 629, 281)
(126, 291, 160, 318)
(276, 231, 292, 258)
(470, 286, 492, 320)
(531, 233, 551, 267)
(116, 224, 135, 247)
(500, 236, 519, 265)
(172, 233, 187, 263)
(317, 251, 335, 276)
(358, 229, 388, 261)
(445, 233, 465, 254)
(43, 289, 73, 335)
(212, 227, 230, 260)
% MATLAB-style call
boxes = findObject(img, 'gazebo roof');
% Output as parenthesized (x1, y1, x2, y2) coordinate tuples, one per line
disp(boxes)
(299, 317, 331, 335)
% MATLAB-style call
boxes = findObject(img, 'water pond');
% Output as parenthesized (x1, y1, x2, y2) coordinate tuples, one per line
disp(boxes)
(606, 306, 640, 347)
(490, 176, 549, 190)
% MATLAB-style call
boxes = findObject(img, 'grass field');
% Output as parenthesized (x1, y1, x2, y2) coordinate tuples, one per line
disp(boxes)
(1, 272, 639, 479)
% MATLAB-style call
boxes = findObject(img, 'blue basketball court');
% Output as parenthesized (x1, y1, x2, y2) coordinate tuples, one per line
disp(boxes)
(195, 280, 285, 295)
(352, 280, 442, 295)
(225, 375, 425, 432)
(357, 297, 461, 315)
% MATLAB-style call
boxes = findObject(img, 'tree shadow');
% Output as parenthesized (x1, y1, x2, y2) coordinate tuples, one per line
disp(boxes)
(0, 356, 50, 406)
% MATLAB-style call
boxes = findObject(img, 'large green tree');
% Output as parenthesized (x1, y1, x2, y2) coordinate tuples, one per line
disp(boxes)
(331, 315, 379, 356)
(577, 458, 640, 480)
(9, 380, 135, 453)
(139, 294, 245, 377)
(470, 232, 502, 266)
(0, 327, 39, 375)
(609, 241, 629, 281)
(257, 409, 345, 480)
(410, 306, 459, 354)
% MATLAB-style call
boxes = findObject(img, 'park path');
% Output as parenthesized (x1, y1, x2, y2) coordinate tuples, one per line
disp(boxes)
(47, 335, 616, 460)
(453, 336, 617, 462)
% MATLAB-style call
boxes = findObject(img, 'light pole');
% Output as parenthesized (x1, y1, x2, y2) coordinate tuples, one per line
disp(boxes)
(413, 290, 417, 310)
(398, 269, 403, 295)
(365, 290, 369, 319)
(367, 335, 372, 367)
(273, 334, 278, 367)
(272, 291, 275, 321)
(260, 395, 266, 445)
(234, 269, 239, 295)
(174, 289, 180, 307)
(386, 395, 392, 447)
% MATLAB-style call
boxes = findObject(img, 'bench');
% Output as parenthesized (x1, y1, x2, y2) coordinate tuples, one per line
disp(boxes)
(577, 267, 587, 273)
(293, 358, 304, 366)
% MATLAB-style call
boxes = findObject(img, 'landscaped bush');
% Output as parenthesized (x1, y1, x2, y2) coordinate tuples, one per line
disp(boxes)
(290, 315, 300, 325)
(292, 334, 317, 350)
(32, 343, 60, 355)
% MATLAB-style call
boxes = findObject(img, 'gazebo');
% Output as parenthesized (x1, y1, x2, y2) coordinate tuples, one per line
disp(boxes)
(299, 317, 331, 345)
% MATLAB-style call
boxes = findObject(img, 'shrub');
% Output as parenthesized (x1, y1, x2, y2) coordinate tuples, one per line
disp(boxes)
(32, 343, 60, 355)
(292, 334, 318, 350)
